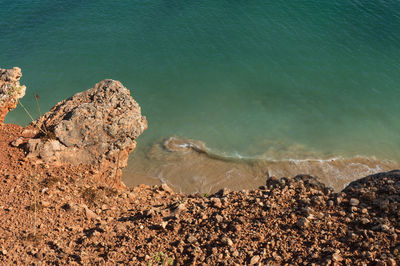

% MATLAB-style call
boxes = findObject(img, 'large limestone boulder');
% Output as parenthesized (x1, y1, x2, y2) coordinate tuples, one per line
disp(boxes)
(0, 67, 26, 123)
(27, 79, 147, 188)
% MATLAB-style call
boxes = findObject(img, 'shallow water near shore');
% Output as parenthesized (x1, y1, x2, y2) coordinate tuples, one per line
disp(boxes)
(123, 137, 398, 193)
(2, 0, 400, 193)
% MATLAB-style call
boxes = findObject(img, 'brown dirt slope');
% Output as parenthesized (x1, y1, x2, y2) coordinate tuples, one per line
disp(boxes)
(0, 124, 399, 265)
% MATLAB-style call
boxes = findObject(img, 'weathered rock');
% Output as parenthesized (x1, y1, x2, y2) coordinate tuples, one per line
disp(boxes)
(21, 127, 39, 138)
(0, 67, 26, 123)
(26, 79, 147, 188)
(10, 137, 24, 147)
(163, 136, 207, 153)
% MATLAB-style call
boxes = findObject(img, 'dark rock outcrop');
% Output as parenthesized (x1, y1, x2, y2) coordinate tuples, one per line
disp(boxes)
(342, 169, 400, 221)
(26, 79, 147, 188)
(343, 169, 400, 193)
(0, 67, 26, 123)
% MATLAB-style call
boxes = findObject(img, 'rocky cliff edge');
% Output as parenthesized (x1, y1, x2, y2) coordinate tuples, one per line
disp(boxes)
(1, 67, 147, 188)
(0, 67, 26, 123)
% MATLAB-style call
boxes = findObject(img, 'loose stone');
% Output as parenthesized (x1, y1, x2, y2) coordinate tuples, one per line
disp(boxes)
(350, 198, 360, 206)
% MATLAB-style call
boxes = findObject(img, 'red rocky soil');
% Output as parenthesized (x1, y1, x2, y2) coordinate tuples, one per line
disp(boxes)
(0, 123, 399, 265)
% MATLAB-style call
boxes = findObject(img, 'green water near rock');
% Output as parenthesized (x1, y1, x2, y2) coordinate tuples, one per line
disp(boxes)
(1, 0, 400, 191)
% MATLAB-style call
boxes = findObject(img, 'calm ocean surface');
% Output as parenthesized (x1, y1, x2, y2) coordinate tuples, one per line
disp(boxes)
(1, 0, 400, 192)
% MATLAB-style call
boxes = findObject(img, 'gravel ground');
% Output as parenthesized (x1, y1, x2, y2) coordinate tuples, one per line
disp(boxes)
(0, 124, 399, 265)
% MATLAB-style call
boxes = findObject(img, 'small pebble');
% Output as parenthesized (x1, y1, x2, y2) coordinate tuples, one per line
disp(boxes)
(297, 218, 310, 229)
(349, 198, 359, 206)
(332, 251, 343, 262)
(160, 221, 168, 229)
(212, 198, 222, 208)
(160, 183, 174, 193)
(186, 235, 197, 243)
(249, 255, 260, 265)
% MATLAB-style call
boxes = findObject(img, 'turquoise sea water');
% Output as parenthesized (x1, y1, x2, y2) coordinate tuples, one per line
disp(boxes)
(1, 0, 400, 190)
